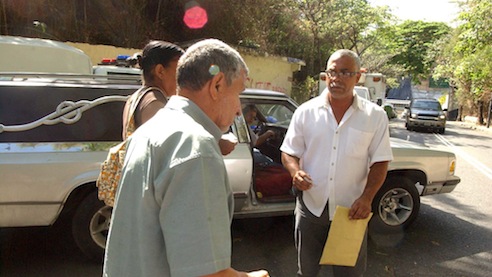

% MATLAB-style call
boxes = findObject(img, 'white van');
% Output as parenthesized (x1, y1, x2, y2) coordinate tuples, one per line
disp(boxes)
(0, 36, 92, 74)
(354, 86, 371, 101)
(358, 72, 386, 104)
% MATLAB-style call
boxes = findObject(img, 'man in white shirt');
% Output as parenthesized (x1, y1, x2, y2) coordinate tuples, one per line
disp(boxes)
(280, 49, 393, 277)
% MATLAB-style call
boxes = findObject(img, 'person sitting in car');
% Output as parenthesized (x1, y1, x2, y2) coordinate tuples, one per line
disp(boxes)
(243, 104, 275, 147)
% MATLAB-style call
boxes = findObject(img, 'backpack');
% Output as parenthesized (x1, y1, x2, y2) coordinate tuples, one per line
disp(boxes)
(96, 87, 160, 206)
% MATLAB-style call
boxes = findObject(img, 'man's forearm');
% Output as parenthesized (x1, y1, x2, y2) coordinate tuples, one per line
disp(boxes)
(361, 161, 389, 201)
(281, 152, 300, 178)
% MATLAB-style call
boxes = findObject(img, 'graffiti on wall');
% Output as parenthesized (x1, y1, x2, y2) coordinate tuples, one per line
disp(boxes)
(246, 77, 287, 94)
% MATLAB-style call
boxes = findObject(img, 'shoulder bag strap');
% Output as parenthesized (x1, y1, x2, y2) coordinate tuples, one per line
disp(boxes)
(125, 86, 165, 138)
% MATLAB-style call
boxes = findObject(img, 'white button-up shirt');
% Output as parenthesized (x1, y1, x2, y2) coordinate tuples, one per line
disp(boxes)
(280, 89, 393, 219)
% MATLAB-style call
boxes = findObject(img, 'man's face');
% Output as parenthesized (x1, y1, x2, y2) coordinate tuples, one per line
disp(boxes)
(244, 109, 256, 125)
(325, 55, 361, 100)
(215, 70, 247, 132)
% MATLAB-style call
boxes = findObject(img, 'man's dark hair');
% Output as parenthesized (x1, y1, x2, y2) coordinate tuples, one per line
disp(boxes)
(243, 104, 257, 114)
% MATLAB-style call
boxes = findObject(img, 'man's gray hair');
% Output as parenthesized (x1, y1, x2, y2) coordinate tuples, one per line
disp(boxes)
(327, 49, 361, 71)
(177, 39, 249, 92)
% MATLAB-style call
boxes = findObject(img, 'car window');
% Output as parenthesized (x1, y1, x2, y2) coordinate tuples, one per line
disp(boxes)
(256, 103, 294, 128)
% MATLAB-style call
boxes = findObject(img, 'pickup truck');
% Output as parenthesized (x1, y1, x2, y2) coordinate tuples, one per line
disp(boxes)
(0, 73, 460, 261)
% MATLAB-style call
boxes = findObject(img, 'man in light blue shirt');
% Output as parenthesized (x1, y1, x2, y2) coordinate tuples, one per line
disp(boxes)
(104, 39, 268, 277)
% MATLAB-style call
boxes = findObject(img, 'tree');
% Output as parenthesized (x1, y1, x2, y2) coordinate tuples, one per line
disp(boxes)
(328, 0, 389, 56)
(434, 0, 492, 123)
(383, 20, 451, 84)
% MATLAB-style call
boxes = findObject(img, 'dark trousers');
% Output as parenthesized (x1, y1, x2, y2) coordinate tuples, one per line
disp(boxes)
(294, 196, 367, 277)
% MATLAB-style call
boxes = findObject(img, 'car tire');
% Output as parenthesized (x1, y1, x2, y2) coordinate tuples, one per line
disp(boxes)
(370, 176, 420, 233)
(72, 191, 111, 262)
(439, 127, 445, 134)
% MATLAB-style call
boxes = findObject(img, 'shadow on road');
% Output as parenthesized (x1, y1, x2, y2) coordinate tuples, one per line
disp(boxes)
(368, 200, 492, 277)
(1, 204, 490, 277)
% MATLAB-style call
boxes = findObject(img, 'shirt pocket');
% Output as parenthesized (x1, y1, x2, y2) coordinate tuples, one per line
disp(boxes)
(345, 127, 374, 158)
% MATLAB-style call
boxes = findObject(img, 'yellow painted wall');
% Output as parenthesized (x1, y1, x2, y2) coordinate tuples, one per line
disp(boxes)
(67, 42, 302, 95)
(66, 42, 140, 66)
(243, 55, 299, 95)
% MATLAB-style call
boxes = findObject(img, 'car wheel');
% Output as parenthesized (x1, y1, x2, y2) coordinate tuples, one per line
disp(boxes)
(439, 127, 445, 134)
(72, 190, 111, 261)
(370, 176, 420, 233)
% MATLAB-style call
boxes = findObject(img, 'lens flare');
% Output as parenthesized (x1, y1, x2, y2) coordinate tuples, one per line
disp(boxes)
(183, 1, 208, 29)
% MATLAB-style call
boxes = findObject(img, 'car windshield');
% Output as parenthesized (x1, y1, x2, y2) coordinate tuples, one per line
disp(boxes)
(412, 100, 442, 110)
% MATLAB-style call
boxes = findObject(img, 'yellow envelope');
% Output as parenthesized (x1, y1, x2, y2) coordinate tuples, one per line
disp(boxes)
(319, 206, 372, 266)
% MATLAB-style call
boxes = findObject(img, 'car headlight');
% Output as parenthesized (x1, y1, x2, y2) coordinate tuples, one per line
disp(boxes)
(439, 113, 446, 120)
(411, 113, 418, 118)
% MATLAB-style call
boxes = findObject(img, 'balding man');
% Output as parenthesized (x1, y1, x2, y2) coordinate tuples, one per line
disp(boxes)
(281, 49, 393, 277)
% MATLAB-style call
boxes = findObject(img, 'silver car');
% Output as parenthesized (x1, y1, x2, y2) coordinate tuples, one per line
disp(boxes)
(0, 74, 460, 261)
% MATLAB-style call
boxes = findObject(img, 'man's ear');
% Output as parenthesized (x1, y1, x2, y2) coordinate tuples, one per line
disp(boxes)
(154, 64, 166, 80)
(355, 72, 362, 83)
(209, 72, 225, 101)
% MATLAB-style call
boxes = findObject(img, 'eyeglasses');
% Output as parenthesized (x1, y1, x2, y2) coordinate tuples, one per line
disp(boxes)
(325, 70, 359, 78)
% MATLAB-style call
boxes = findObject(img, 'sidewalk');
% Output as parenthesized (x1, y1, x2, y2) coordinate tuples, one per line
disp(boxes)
(447, 120, 492, 134)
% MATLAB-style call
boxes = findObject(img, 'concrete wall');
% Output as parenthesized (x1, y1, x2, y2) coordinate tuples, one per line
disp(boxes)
(66, 42, 140, 66)
(243, 55, 302, 95)
(66, 42, 303, 95)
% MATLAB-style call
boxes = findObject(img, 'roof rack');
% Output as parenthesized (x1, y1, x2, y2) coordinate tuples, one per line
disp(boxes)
(0, 72, 142, 85)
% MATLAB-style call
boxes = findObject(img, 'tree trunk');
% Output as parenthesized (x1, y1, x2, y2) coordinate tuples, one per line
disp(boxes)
(487, 100, 491, 128)
(478, 101, 484, 125)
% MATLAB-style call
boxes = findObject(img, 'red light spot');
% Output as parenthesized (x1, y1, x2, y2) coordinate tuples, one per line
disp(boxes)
(184, 5, 208, 29)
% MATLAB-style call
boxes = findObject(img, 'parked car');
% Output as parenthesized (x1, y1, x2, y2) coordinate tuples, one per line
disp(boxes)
(0, 74, 460, 261)
(405, 98, 446, 133)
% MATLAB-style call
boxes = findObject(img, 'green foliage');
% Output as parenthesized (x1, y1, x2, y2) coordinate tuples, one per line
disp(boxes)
(384, 21, 451, 83)
(429, 77, 450, 88)
(433, 0, 492, 117)
(291, 76, 318, 104)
